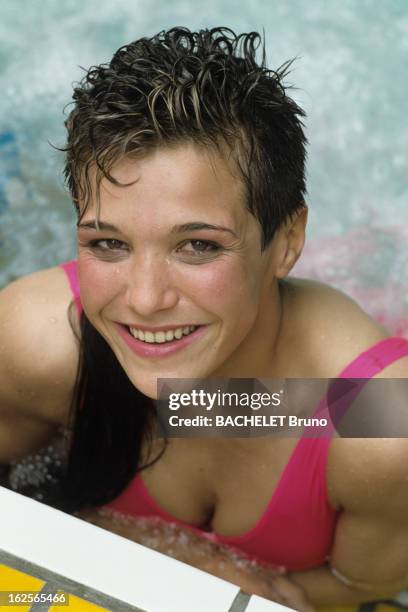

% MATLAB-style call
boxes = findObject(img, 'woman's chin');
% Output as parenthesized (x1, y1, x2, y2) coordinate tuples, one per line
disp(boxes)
(126, 369, 210, 401)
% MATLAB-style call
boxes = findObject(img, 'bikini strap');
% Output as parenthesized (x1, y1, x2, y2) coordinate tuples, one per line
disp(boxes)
(59, 260, 82, 316)
(337, 337, 408, 379)
(310, 337, 408, 435)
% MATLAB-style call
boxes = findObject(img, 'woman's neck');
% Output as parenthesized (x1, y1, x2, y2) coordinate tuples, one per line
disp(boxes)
(208, 278, 288, 379)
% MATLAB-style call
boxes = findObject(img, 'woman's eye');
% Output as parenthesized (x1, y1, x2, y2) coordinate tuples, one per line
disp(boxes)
(89, 239, 127, 251)
(179, 240, 220, 256)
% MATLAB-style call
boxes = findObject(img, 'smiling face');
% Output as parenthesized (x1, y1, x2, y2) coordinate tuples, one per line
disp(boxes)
(76, 141, 295, 398)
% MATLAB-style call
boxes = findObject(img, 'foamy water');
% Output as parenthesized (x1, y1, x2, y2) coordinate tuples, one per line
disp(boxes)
(78, 507, 281, 578)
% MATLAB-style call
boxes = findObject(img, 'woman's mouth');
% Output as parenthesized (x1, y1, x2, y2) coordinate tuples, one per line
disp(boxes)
(115, 323, 207, 359)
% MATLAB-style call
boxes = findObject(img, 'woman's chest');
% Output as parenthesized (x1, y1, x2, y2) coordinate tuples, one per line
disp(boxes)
(138, 437, 302, 536)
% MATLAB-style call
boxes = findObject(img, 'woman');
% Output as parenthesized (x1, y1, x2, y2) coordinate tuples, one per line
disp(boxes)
(1, 27, 408, 611)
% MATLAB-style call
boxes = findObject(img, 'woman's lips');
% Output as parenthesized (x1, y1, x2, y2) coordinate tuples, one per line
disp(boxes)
(115, 323, 208, 359)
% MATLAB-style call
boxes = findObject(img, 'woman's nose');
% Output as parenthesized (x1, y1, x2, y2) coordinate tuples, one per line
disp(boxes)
(125, 256, 179, 317)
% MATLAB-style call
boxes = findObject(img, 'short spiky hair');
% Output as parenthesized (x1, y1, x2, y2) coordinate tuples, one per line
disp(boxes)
(64, 26, 307, 249)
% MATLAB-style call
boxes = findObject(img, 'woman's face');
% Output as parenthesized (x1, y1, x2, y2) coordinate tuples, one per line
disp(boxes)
(77, 142, 284, 398)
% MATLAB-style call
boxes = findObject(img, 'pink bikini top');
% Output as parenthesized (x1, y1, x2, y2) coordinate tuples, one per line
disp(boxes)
(60, 260, 408, 571)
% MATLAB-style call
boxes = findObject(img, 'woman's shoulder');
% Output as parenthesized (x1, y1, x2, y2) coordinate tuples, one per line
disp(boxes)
(283, 277, 400, 378)
(328, 437, 408, 514)
(0, 265, 79, 426)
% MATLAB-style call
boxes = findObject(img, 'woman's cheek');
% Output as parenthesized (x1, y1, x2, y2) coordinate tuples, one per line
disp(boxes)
(184, 263, 258, 337)
(78, 256, 124, 312)
(181, 259, 253, 303)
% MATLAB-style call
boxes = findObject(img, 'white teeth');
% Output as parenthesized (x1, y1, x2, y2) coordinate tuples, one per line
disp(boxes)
(129, 325, 198, 344)
(165, 330, 174, 341)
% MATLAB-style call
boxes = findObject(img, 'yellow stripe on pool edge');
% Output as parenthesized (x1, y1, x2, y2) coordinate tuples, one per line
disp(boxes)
(0, 564, 44, 611)
(49, 593, 111, 611)
(0, 565, 110, 611)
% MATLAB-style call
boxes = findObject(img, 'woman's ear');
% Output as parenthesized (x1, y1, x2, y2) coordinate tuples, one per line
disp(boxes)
(275, 205, 308, 278)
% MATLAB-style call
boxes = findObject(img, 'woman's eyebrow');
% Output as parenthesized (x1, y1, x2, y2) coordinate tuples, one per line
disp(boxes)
(170, 222, 238, 238)
(77, 220, 238, 238)
(77, 220, 119, 231)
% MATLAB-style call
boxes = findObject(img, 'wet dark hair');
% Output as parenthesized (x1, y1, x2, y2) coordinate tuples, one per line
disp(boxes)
(50, 310, 167, 513)
(50, 27, 308, 513)
(64, 26, 307, 251)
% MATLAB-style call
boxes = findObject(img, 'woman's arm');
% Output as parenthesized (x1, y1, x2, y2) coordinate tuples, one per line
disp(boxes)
(288, 563, 406, 607)
(0, 267, 77, 461)
(288, 436, 408, 605)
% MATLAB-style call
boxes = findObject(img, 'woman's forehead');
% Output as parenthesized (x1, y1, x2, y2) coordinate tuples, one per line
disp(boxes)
(81, 143, 251, 229)
(110, 143, 242, 196)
